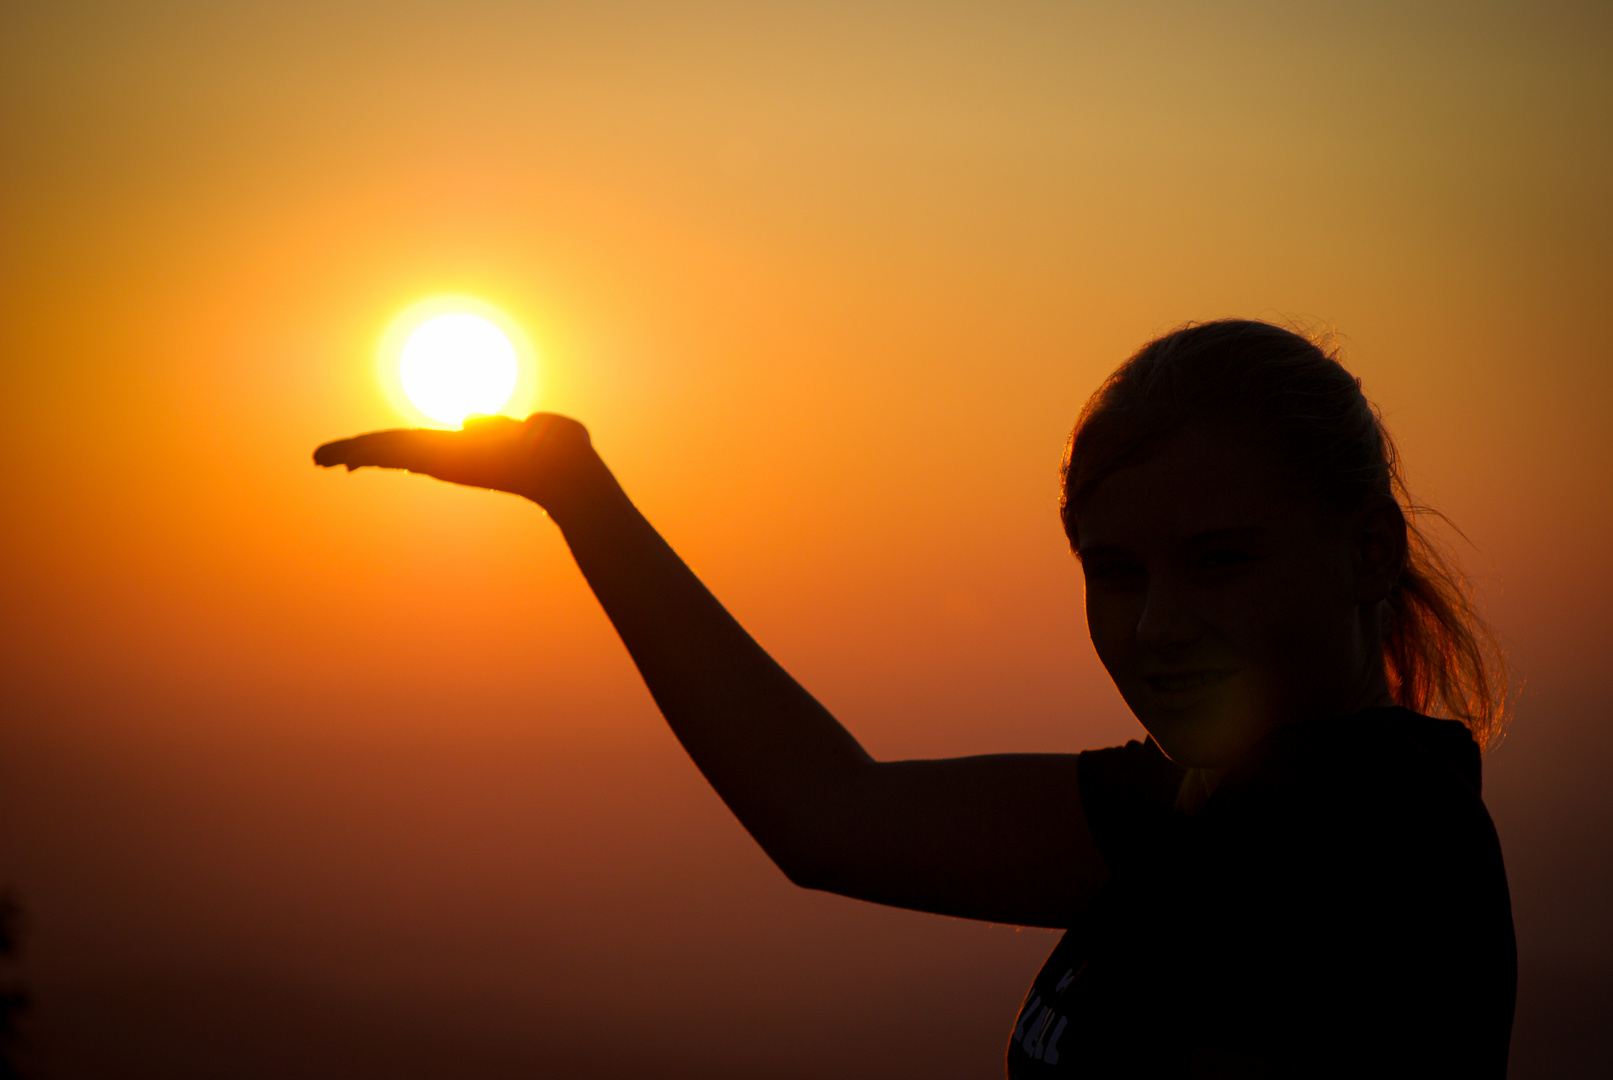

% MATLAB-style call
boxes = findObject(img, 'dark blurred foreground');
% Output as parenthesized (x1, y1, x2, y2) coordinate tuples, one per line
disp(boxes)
(2, 684, 1608, 1078)
(0, 954, 1603, 1077)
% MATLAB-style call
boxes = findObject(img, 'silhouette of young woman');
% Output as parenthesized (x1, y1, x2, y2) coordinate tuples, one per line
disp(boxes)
(316, 320, 1515, 1077)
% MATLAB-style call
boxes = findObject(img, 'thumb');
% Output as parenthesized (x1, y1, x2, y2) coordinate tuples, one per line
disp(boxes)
(461, 413, 521, 433)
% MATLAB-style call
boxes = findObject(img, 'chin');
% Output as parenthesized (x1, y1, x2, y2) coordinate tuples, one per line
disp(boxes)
(1130, 695, 1262, 771)
(1145, 722, 1231, 769)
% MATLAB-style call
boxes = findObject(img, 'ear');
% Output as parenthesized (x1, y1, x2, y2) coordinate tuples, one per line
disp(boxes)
(1352, 496, 1407, 606)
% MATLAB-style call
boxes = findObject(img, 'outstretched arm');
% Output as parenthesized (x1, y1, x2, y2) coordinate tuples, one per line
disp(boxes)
(315, 414, 1108, 927)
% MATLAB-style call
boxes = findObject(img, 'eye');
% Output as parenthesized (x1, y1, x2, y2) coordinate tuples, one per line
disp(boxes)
(1197, 548, 1255, 571)
(1082, 560, 1145, 586)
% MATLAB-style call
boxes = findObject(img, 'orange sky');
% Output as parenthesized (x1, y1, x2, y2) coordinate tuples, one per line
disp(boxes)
(2, 2, 1610, 1074)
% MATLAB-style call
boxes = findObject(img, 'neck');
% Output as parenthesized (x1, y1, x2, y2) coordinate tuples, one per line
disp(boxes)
(1174, 768, 1222, 815)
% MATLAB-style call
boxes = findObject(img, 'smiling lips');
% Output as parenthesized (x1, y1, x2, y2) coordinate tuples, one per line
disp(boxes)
(1142, 670, 1234, 694)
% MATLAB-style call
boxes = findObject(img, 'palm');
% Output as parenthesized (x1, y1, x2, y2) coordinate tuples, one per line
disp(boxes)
(313, 413, 588, 506)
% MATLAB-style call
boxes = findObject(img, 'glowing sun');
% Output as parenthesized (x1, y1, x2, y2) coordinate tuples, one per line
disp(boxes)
(400, 314, 517, 425)
(378, 298, 537, 427)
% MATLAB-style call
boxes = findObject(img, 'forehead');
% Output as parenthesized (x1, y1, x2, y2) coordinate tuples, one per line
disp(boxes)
(1075, 424, 1299, 551)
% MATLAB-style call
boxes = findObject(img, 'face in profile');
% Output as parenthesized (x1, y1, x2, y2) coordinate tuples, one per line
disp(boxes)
(1075, 423, 1394, 770)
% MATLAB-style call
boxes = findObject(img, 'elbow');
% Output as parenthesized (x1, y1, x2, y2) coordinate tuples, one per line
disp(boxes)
(753, 818, 841, 894)
(743, 764, 875, 896)
(776, 852, 834, 893)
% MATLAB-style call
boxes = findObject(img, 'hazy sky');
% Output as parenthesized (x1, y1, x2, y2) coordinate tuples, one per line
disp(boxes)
(2, 2, 1610, 1074)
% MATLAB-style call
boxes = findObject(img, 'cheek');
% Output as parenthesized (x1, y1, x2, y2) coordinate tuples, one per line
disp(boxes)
(1212, 582, 1294, 655)
(1083, 587, 1140, 673)
(1225, 563, 1356, 683)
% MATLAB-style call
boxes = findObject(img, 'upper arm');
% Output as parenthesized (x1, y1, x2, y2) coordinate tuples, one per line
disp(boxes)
(775, 753, 1110, 928)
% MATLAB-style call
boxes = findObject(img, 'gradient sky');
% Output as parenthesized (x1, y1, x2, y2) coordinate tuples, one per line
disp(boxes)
(2, 2, 1610, 1075)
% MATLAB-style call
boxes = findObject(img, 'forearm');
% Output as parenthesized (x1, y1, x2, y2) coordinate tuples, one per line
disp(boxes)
(545, 451, 874, 868)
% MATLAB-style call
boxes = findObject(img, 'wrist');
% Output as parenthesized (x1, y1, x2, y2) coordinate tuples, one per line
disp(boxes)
(533, 444, 630, 529)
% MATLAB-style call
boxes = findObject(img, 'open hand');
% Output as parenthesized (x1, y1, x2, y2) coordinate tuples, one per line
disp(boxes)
(313, 413, 596, 510)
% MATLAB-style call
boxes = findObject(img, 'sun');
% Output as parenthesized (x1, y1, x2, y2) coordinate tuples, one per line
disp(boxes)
(400, 314, 517, 425)
(377, 297, 538, 427)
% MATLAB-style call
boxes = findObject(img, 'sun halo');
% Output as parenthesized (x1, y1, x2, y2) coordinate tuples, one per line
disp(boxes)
(377, 298, 538, 428)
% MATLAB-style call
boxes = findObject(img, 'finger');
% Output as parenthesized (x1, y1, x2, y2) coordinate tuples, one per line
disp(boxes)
(313, 436, 363, 469)
(515, 412, 559, 454)
(312, 429, 459, 473)
(517, 412, 584, 457)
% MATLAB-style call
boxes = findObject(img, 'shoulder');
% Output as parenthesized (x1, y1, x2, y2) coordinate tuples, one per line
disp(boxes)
(1227, 707, 1488, 826)
(1076, 736, 1186, 873)
(1204, 708, 1513, 974)
(1077, 735, 1183, 798)
(1210, 709, 1503, 879)
(1189, 711, 1515, 1068)
(1091, 709, 1486, 820)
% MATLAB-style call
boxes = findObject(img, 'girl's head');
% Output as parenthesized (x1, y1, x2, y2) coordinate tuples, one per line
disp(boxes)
(1063, 320, 1506, 769)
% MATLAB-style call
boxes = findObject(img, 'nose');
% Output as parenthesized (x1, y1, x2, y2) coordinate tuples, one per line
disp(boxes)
(1136, 572, 1201, 657)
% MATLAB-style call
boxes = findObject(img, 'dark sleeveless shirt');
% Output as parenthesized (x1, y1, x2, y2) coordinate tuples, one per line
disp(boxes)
(1005, 707, 1515, 1077)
